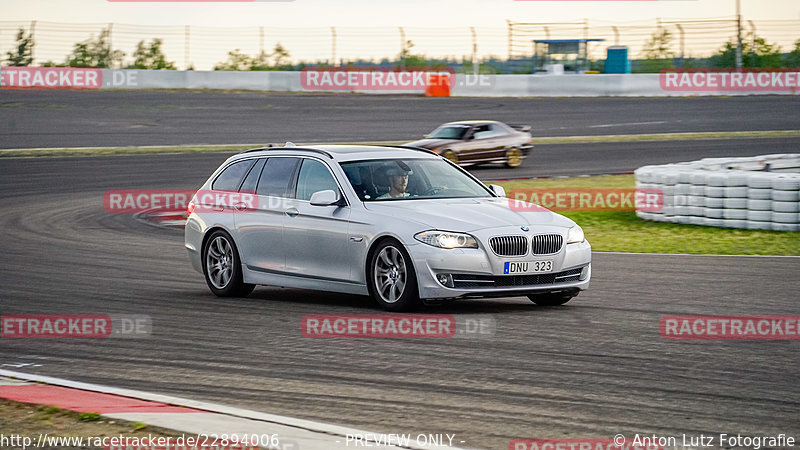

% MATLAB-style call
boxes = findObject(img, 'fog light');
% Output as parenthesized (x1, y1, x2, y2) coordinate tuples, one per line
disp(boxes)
(580, 265, 590, 281)
(436, 273, 454, 288)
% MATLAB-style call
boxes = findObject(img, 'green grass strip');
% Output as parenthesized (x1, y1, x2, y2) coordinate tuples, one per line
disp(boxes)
(530, 129, 800, 145)
(495, 174, 800, 256)
(2, 129, 799, 158)
(0, 141, 407, 158)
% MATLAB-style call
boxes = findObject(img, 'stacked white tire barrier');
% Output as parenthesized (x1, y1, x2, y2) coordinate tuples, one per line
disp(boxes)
(635, 154, 800, 231)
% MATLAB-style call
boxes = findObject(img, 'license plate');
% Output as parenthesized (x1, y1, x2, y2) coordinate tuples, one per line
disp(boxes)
(504, 260, 552, 274)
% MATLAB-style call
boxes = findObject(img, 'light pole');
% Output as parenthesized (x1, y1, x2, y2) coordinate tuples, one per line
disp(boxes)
(735, 0, 743, 69)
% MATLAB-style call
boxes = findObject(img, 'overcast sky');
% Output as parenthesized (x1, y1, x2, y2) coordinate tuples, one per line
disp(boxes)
(3, 0, 799, 27)
(3, 0, 797, 68)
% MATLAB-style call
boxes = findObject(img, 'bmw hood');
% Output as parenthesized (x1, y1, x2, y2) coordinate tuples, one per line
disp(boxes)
(363, 197, 575, 232)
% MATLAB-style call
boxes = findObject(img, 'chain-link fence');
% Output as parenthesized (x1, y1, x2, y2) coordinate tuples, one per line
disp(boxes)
(1, 17, 798, 72)
(508, 17, 799, 72)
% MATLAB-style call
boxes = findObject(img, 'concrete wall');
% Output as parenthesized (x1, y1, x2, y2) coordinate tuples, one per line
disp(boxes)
(1, 67, 797, 96)
(97, 69, 800, 97)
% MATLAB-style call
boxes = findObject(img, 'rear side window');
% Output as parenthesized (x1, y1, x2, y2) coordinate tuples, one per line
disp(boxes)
(296, 159, 340, 201)
(487, 124, 506, 137)
(257, 157, 301, 198)
(472, 124, 492, 139)
(239, 158, 266, 193)
(212, 159, 256, 191)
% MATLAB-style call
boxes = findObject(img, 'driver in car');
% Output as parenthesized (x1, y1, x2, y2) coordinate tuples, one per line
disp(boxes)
(377, 166, 413, 199)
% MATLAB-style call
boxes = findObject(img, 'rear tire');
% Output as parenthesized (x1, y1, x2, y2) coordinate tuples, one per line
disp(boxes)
(528, 292, 577, 306)
(368, 239, 420, 311)
(505, 147, 523, 168)
(202, 230, 255, 297)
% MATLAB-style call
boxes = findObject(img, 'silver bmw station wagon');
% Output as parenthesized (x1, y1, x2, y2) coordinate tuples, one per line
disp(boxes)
(185, 144, 591, 311)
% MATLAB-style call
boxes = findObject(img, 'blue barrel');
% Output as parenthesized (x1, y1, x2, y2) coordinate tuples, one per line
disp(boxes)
(605, 46, 631, 74)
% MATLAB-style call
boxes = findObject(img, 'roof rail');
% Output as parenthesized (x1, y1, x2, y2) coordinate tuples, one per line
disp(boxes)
(380, 145, 440, 156)
(238, 145, 334, 159)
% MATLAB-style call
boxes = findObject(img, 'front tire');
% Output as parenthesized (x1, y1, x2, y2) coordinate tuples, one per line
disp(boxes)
(442, 150, 459, 165)
(368, 240, 420, 311)
(203, 230, 255, 297)
(505, 147, 523, 168)
(528, 292, 577, 306)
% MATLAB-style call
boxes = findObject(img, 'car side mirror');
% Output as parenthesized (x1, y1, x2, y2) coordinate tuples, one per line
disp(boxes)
(309, 190, 341, 206)
(488, 184, 506, 197)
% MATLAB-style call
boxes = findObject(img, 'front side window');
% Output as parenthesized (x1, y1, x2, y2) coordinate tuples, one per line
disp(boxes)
(341, 158, 492, 201)
(212, 159, 256, 192)
(256, 157, 301, 198)
(427, 125, 469, 140)
(295, 159, 340, 201)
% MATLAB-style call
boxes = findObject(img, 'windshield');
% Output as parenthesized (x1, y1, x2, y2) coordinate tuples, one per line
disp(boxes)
(426, 125, 470, 139)
(341, 158, 492, 201)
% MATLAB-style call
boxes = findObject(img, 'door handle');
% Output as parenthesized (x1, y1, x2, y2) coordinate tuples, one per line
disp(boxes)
(232, 202, 247, 211)
(285, 207, 299, 217)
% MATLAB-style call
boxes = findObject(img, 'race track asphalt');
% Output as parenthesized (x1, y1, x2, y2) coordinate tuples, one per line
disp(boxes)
(1, 150, 799, 449)
(1, 91, 799, 148)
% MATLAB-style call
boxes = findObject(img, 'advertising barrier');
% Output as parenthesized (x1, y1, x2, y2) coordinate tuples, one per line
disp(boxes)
(3, 68, 799, 96)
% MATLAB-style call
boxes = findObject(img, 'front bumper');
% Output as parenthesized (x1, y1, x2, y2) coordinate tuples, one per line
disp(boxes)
(519, 144, 534, 154)
(409, 237, 591, 300)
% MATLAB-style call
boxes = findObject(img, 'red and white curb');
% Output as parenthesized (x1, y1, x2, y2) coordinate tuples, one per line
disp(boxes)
(134, 209, 187, 228)
(0, 370, 469, 450)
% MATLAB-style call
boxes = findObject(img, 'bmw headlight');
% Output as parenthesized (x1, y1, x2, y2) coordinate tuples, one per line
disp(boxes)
(567, 225, 585, 244)
(414, 231, 478, 249)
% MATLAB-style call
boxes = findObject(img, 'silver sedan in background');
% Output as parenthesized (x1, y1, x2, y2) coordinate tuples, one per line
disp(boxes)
(185, 145, 590, 311)
(406, 120, 534, 168)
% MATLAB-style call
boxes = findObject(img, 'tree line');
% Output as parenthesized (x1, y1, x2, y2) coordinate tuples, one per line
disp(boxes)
(4, 26, 800, 72)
